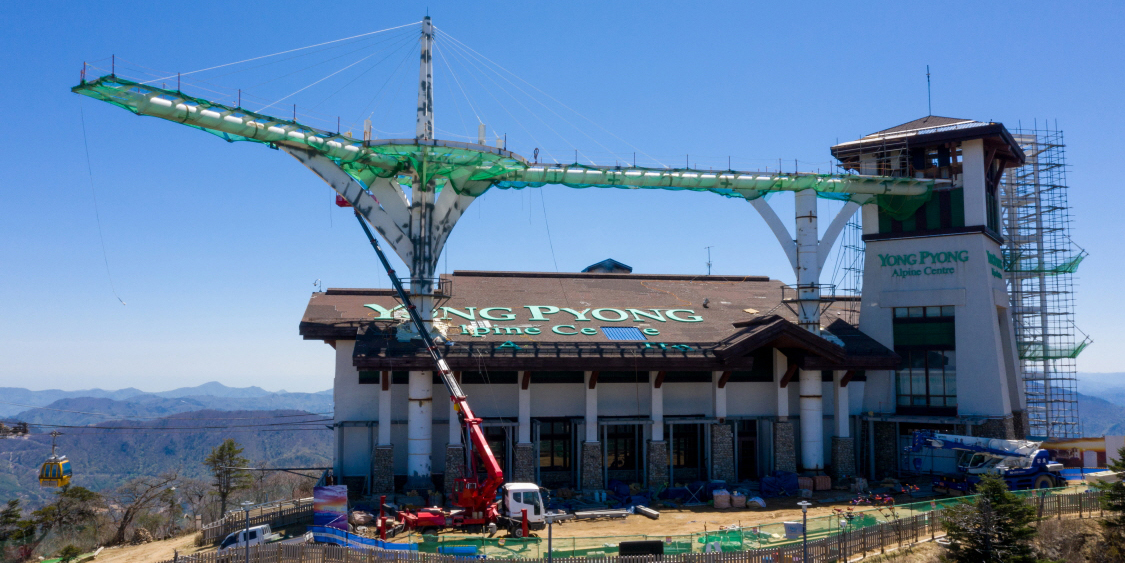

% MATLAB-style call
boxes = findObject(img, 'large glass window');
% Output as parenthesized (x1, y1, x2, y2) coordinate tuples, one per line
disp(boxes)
(539, 420, 571, 471)
(606, 425, 637, 471)
(893, 307, 957, 415)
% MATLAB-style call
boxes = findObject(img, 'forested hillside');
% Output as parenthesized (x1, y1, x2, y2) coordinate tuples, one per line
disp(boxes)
(0, 409, 332, 506)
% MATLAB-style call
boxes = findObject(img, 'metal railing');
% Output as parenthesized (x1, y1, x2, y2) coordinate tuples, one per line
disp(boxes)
(199, 498, 314, 545)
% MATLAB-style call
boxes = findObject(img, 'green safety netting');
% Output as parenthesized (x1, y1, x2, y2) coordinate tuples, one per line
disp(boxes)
(381, 487, 1079, 559)
(72, 74, 933, 220)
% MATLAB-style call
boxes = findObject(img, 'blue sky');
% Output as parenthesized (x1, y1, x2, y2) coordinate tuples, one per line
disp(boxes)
(1, 1, 1122, 393)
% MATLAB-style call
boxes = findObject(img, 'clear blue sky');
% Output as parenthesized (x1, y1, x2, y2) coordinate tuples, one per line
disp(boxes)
(1, 1, 1122, 393)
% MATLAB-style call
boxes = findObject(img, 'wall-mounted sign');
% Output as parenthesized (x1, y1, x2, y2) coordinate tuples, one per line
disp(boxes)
(987, 251, 1004, 279)
(363, 304, 703, 338)
(878, 250, 969, 279)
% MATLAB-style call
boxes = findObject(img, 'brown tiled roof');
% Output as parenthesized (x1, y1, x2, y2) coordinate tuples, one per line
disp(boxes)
(867, 116, 977, 136)
(299, 270, 892, 371)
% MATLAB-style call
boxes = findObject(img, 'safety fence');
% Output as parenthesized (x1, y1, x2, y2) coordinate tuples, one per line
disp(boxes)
(171, 489, 1106, 563)
(200, 499, 315, 545)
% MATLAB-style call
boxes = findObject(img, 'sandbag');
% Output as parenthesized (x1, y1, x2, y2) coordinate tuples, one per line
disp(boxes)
(813, 475, 832, 491)
(712, 489, 730, 509)
(797, 477, 815, 491)
(730, 491, 747, 508)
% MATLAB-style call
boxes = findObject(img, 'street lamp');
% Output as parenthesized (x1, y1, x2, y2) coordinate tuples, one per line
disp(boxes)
(797, 500, 812, 563)
(240, 501, 253, 563)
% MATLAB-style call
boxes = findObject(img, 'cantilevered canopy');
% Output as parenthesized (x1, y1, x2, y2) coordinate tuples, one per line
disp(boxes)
(73, 74, 935, 219)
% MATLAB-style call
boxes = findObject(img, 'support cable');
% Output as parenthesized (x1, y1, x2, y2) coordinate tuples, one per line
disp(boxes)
(439, 30, 629, 166)
(436, 26, 666, 168)
(138, 21, 422, 85)
(79, 104, 126, 306)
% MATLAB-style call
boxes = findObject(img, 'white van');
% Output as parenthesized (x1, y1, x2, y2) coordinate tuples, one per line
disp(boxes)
(218, 525, 281, 553)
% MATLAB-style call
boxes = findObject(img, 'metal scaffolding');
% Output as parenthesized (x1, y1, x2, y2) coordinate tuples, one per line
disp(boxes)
(1001, 123, 1090, 439)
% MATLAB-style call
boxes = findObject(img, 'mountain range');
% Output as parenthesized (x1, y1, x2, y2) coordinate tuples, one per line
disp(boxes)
(0, 382, 332, 417)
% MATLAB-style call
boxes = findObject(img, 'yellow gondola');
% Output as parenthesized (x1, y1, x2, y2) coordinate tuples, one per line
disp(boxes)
(38, 431, 71, 488)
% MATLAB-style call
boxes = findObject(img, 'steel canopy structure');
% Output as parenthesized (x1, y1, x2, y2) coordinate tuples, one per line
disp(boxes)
(71, 16, 939, 473)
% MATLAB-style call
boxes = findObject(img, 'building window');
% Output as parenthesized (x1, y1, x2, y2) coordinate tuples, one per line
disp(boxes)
(878, 189, 965, 235)
(666, 424, 703, 470)
(483, 426, 508, 476)
(893, 307, 956, 415)
(539, 420, 571, 471)
(605, 425, 637, 470)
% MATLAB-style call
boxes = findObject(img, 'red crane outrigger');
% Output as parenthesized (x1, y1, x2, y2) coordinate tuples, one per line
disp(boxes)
(354, 212, 544, 536)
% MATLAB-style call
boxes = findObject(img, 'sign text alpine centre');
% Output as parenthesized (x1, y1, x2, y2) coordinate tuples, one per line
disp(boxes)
(877, 250, 969, 279)
(362, 305, 704, 338)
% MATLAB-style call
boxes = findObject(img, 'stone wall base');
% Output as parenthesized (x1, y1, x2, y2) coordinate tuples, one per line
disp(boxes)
(973, 416, 1016, 440)
(372, 446, 395, 494)
(444, 445, 465, 499)
(831, 436, 856, 480)
(1012, 410, 1030, 440)
(774, 421, 796, 473)
(513, 443, 536, 484)
(711, 424, 735, 482)
(647, 441, 669, 489)
(581, 442, 604, 491)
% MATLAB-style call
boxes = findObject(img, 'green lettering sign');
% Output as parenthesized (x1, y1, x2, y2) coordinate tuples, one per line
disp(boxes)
(480, 307, 516, 321)
(526, 305, 560, 321)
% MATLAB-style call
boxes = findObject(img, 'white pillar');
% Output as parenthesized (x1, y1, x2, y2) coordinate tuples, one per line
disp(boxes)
(799, 369, 824, 470)
(415, 16, 434, 141)
(833, 370, 850, 438)
(774, 350, 790, 420)
(713, 371, 727, 421)
(585, 371, 598, 442)
(651, 371, 664, 441)
(378, 373, 392, 446)
(794, 189, 821, 334)
(407, 370, 433, 483)
(518, 373, 531, 443)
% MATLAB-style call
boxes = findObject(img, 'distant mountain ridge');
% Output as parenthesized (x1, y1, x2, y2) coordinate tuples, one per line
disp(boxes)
(0, 382, 332, 417)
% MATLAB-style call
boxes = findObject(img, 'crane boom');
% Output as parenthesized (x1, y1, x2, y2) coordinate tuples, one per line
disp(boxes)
(353, 212, 505, 506)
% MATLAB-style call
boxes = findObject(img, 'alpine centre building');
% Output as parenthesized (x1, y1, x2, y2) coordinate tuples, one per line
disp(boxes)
(300, 116, 1039, 498)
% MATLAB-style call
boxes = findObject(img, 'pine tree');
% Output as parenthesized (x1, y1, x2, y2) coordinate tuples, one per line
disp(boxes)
(1094, 446, 1125, 559)
(940, 473, 1040, 563)
(203, 439, 252, 517)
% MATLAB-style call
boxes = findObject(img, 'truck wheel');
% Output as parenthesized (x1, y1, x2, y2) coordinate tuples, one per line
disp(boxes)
(510, 525, 524, 538)
(1034, 474, 1054, 489)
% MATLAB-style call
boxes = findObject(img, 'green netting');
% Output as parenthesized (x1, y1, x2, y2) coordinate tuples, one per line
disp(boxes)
(1005, 252, 1087, 275)
(72, 74, 933, 218)
(374, 487, 1078, 559)
(1019, 338, 1091, 360)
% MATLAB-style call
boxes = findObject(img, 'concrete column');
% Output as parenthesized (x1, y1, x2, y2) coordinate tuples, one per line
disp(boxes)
(651, 371, 664, 441)
(794, 189, 821, 334)
(518, 373, 531, 443)
(585, 371, 598, 442)
(962, 138, 988, 227)
(774, 350, 790, 420)
(378, 373, 392, 446)
(713, 371, 727, 421)
(799, 369, 824, 471)
(833, 370, 850, 438)
(406, 370, 434, 490)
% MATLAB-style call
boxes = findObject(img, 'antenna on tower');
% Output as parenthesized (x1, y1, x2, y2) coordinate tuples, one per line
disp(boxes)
(705, 246, 713, 275)
(926, 65, 932, 116)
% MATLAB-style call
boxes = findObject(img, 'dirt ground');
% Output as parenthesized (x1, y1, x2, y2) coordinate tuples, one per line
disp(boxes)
(89, 534, 207, 563)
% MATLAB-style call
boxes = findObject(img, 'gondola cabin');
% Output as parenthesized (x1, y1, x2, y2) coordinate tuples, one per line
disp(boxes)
(39, 453, 71, 488)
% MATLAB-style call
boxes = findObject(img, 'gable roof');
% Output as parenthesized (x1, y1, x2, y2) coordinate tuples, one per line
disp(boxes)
(582, 258, 633, 273)
(868, 115, 978, 136)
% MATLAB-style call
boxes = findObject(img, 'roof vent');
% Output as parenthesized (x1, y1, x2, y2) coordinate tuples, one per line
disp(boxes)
(582, 259, 633, 274)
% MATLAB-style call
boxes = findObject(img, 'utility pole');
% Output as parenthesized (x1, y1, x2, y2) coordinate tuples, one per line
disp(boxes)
(926, 65, 932, 116)
(705, 246, 713, 276)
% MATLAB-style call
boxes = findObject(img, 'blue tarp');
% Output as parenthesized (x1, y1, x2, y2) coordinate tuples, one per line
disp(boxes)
(308, 526, 418, 550)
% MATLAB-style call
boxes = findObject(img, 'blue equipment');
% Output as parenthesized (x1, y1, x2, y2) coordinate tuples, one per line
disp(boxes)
(903, 430, 1066, 493)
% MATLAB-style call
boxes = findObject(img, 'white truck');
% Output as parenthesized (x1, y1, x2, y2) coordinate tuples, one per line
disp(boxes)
(217, 525, 282, 553)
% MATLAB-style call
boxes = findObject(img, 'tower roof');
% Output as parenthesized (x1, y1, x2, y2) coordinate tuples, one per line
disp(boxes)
(831, 115, 1025, 165)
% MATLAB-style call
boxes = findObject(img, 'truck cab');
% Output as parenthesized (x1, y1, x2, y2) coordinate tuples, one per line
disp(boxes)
(498, 483, 546, 536)
(218, 525, 280, 553)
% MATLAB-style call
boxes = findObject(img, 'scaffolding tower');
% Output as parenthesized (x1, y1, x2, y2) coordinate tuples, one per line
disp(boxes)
(1001, 123, 1090, 439)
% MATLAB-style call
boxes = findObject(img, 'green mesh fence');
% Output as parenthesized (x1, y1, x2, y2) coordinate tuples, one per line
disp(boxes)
(373, 487, 1076, 559)
(72, 74, 934, 221)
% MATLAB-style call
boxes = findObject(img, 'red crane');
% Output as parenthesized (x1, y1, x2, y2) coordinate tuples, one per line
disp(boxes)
(354, 212, 544, 536)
